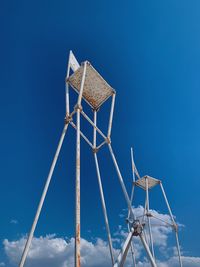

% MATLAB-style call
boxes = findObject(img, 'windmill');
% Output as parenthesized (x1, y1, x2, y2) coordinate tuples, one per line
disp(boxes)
(126, 148, 183, 267)
(18, 51, 175, 267)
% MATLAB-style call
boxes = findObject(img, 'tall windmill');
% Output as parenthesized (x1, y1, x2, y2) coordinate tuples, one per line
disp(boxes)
(126, 148, 182, 267)
(19, 52, 170, 267)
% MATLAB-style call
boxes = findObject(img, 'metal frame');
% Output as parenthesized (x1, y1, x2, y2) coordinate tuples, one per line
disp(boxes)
(126, 149, 183, 267)
(19, 51, 157, 267)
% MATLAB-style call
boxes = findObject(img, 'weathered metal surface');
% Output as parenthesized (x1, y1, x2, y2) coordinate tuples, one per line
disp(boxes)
(68, 61, 115, 109)
(75, 109, 81, 267)
(134, 175, 160, 190)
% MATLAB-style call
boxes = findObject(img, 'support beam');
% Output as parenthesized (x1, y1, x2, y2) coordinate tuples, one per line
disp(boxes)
(75, 62, 87, 267)
(114, 230, 134, 267)
(94, 154, 115, 265)
(93, 110, 114, 265)
(160, 183, 182, 267)
(145, 177, 155, 260)
(107, 93, 116, 138)
(19, 124, 69, 267)
(81, 110, 107, 141)
(107, 144, 135, 220)
(139, 233, 157, 267)
(70, 121, 94, 149)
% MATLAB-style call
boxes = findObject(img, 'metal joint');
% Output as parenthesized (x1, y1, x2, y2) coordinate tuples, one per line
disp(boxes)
(92, 107, 100, 113)
(93, 147, 99, 154)
(64, 115, 73, 124)
(132, 220, 143, 236)
(173, 223, 178, 232)
(74, 104, 83, 112)
(106, 137, 111, 144)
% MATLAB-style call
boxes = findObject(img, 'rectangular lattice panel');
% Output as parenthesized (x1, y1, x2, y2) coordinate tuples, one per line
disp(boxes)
(134, 176, 160, 190)
(67, 61, 115, 109)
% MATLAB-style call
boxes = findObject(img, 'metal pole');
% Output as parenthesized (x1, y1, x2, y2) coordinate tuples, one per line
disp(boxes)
(113, 230, 134, 267)
(130, 147, 140, 180)
(75, 109, 81, 267)
(129, 184, 135, 217)
(70, 121, 94, 149)
(93, 110, 97, 148)
(139, 233, 157, 267)
(75, 62, 87, 267)
(128, 185, 137, 266)
(130, 148, 135, 182)
(107, 144, 135, 220)
(114, 228, 157, 267)
(145, 177, 155, 259)
(160, 183, 182, 267)
(65, 54, 71, 115)
(159, 183, 175, 225)
(19, 124, 69, 267)
(127, 224, 137, 267)
(81, 110, 107, 140)
(175, 231, 183, 267)
(94, 154, 115, 265)
(77, 62, 87, 105)
(126, 149, 137, 267)
(107, 93, 116, 138)
(93, 110, 114, 265)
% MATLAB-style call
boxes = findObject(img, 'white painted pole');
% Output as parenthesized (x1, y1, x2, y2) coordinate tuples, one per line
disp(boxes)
(70, 121, 94, 149)
(113, 230, 134, 267)
(94, 154, 115, 265)
(127, 185, 137, 266)
(130, 148, 135, 183)
(107, 144, 135, 220)
(19, 124, 69, 267)
(159, 183, 175, 224)
(160, 182, 182, 267)
(93, 110, 97, 148)
(93, 110, 114, 265)
(145, 177, 155, 260)
(127, 224, 137, 267)
(77, 62, 87, 106)
(75, 108, 81, 267)
(107, 93, 116, 138)
(139, 233, 157, 267)
(81, 110, 107, 140)
(175, 231, 183, 267)
(75, 62, 87, 267)
(65, 57, 70, 115)
(130, 147, 140, 180)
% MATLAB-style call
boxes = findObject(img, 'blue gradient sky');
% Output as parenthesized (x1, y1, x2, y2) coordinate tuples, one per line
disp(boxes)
(1, 0, 200, 265)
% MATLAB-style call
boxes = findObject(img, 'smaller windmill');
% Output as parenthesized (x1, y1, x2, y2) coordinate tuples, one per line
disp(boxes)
(126, 148, 182, 267)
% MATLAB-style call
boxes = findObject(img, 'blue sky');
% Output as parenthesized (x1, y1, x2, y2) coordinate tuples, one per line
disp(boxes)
(1, 0, 200, 266)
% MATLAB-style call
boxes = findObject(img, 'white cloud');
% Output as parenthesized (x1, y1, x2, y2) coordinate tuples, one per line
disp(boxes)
(3, 206, 199, 267)
(4, 235, 117, 267)
(3, 234, 200, 267)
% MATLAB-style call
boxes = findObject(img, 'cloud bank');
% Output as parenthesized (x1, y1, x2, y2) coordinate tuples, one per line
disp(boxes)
(3, 206, 199, 267)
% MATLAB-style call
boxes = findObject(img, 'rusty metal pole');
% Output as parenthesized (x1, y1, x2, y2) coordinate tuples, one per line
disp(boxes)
(75, 62, 87, 267)
(75, 108, 81, 267)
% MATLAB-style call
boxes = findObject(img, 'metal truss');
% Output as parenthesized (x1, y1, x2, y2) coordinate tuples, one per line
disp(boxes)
(126, 148, 183, 267)
(19, 51, 161, 267)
